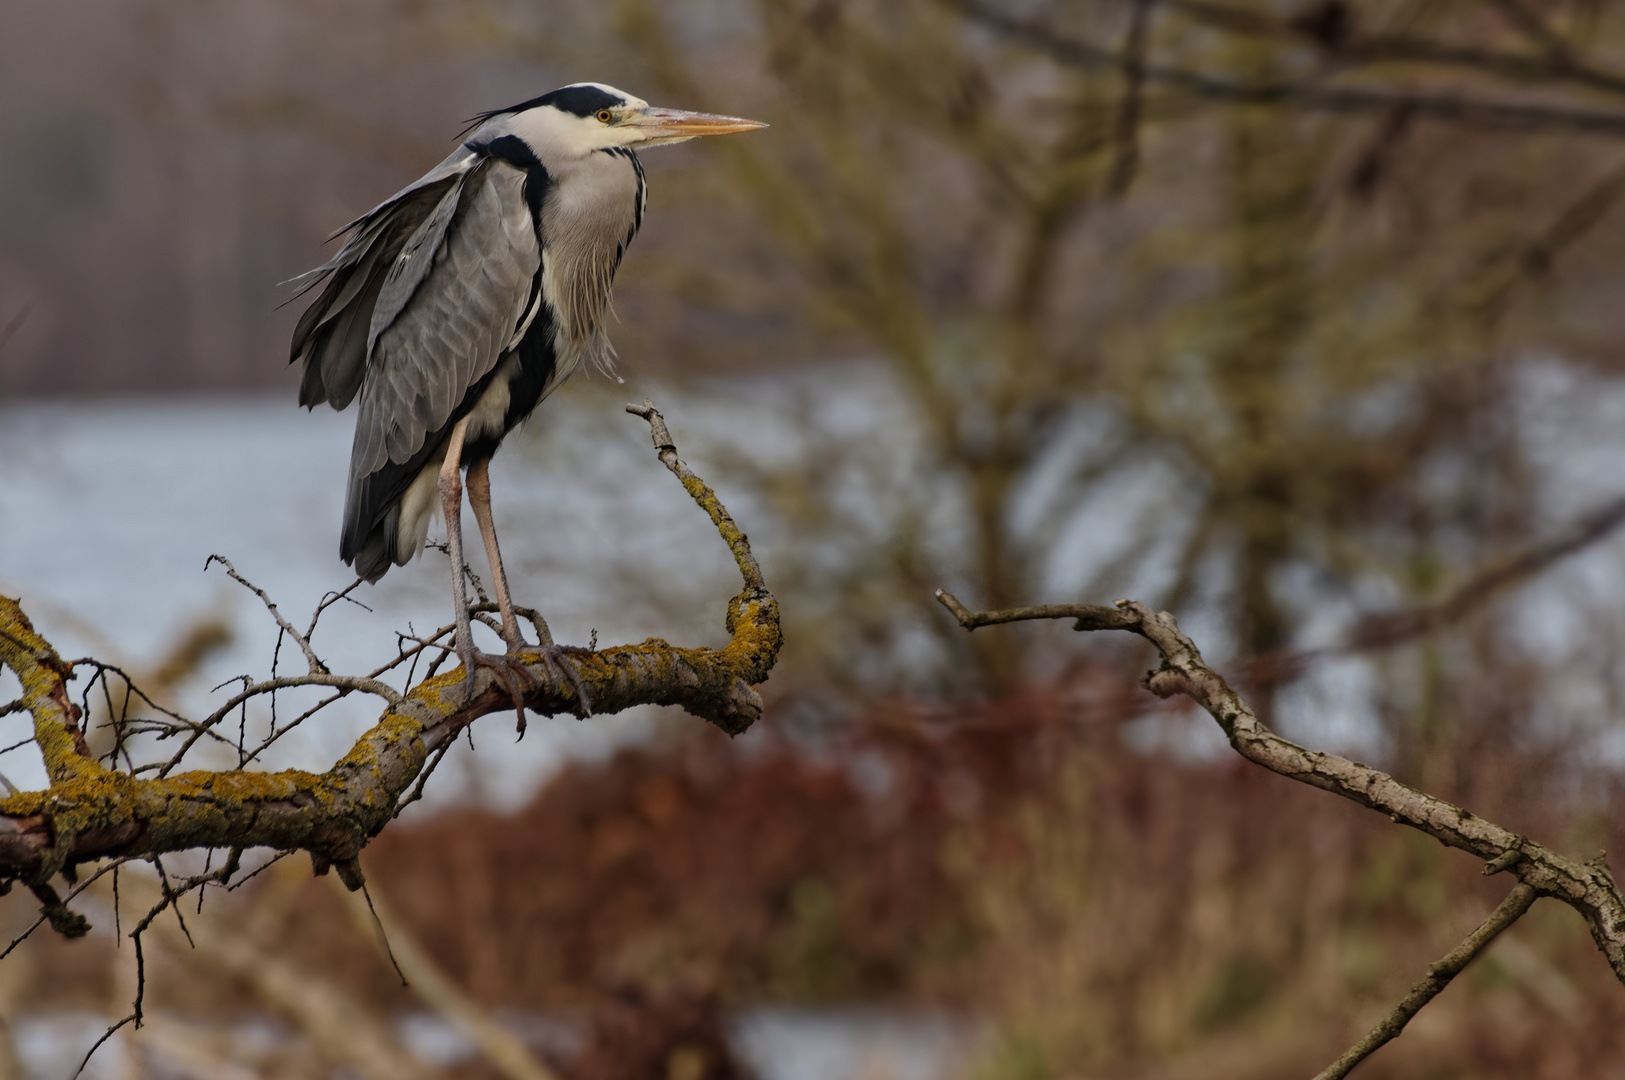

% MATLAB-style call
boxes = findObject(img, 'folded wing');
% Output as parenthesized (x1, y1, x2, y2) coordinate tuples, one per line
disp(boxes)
(340, 160, 542, 560)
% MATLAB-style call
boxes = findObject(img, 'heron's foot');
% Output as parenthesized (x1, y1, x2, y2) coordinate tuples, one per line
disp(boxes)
(451, 646, 537, 733)
(524, 644, 594, 720)
(452, 644, 591, 737)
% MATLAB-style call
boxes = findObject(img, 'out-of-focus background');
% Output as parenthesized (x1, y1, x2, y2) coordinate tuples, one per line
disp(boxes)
(6, 0, 1625, 1076)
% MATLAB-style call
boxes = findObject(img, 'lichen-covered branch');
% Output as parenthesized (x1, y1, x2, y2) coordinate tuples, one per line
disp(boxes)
(935, 591, 1625, 986)
(0, 405, 780, 922)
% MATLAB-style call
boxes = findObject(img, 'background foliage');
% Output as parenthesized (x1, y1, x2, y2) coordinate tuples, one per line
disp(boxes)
(6, 0, 1625, 1076)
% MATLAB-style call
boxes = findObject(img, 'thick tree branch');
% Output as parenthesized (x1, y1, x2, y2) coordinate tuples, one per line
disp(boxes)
(935, 591, 1625, 986)
(0, 405, 780, 913)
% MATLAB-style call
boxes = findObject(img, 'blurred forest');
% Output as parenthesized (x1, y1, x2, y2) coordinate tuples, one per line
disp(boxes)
(8, 0, 1625, 1077)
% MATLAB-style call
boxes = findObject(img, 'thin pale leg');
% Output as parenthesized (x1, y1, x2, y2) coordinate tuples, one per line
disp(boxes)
(436, 425, 587, 729)
(437, 418, 477, 676)
(466, 458, 536, 652)
(465, 458, 590, 720)
(438, 423, 533, 725)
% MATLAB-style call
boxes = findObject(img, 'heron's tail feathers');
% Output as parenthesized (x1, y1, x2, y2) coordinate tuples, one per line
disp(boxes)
(343, 461, 441, 583)
(350, 529, 393, 585)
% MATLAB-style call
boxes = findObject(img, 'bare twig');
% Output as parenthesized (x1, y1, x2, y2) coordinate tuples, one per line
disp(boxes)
(935, 591, 1625, 984)
(205, 555, 328, 675)
(69, 1014, 136, 1080)
(1313, 883, 1539, 1079)
(303, 577, 371, 642)
(359, 881, 408, 987)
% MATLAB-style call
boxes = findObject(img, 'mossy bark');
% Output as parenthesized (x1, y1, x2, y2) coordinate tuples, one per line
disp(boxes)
(0, 582, 779, 890)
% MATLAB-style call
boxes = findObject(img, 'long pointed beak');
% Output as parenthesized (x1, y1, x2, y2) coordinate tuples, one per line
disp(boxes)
(626, 107, 768, 144)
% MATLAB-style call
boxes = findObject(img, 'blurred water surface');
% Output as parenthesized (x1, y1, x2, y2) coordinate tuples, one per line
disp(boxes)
(0, 385, 742, 808)
(10, 1006, 974, 1080)
(7, 361, 1625, 806)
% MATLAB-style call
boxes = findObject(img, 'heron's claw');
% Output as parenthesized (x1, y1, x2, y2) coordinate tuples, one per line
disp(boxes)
(452, 643, 592, 737)
(527, 644, 594, 719)
(454, 649, 537, 734)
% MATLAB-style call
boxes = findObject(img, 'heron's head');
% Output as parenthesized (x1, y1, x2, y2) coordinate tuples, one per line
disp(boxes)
(471, 83, 766, 160)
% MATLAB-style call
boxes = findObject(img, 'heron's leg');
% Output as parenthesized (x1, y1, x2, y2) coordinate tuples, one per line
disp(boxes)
(438, 424, 536, 727)
(465, 458, 591, 723)
(437, 418, 478, 676)
(465, 457, 530, 654)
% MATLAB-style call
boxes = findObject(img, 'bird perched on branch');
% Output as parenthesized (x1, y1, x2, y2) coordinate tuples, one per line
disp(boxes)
(290, 82, 765, 698)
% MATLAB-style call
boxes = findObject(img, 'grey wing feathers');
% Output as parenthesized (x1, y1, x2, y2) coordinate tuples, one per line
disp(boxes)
(346, 159, 540, 481)
(290, 177, 460, 409)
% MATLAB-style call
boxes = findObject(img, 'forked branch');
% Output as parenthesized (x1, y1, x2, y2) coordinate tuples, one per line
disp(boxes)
(0, 404, 780, 926)
(936, 590, 1625, 1074)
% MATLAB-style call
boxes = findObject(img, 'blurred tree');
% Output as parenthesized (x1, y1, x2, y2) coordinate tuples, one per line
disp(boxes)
(512, 0, 1625, 708)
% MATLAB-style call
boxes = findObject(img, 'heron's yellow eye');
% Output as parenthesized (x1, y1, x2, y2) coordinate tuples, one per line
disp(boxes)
(596, 110, 614, 123)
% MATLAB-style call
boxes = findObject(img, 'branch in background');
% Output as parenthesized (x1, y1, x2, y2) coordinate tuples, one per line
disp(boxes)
(934, 592, 1625, 997)
(1107, 0, 1156, 197)
(0, 302, 30, 359)
(1472, 157, 1625, 317)
(335, 876, 562, 1080)
(1164, 0, 1625, 98)
(1242, 490, 1625, 684)
(1486, 0, 1576, 66)
(0, 404, 780, 933)
(1311, 882, 1537, 1080)
(945, 0, 1625, 137)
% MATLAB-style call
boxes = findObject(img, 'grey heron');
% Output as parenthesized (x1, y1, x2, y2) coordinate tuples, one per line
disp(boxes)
(290, 82, 765, 704)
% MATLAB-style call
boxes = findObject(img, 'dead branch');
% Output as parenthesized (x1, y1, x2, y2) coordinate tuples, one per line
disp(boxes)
(934, 591, 1625, 994)
(1312, 882, 1537, 1080)
(0, 405, 780, 931)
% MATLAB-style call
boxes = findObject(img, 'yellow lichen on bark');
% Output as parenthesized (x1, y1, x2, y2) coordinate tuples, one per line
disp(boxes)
(0, 571, 781, 887)
(0, 408, 782, 902)
(0, 596, 100, 786)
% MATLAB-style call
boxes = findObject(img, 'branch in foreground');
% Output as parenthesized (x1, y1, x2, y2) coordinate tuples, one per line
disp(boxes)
(1312, 882, 1536, 1080)
(937, 590, 1625, 1072)
(934, 590, 1625, 983)
(0, 404, 780, 917)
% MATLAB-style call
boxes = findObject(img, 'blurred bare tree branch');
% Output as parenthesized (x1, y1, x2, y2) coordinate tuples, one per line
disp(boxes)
(937, 586, 1625, 1074)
